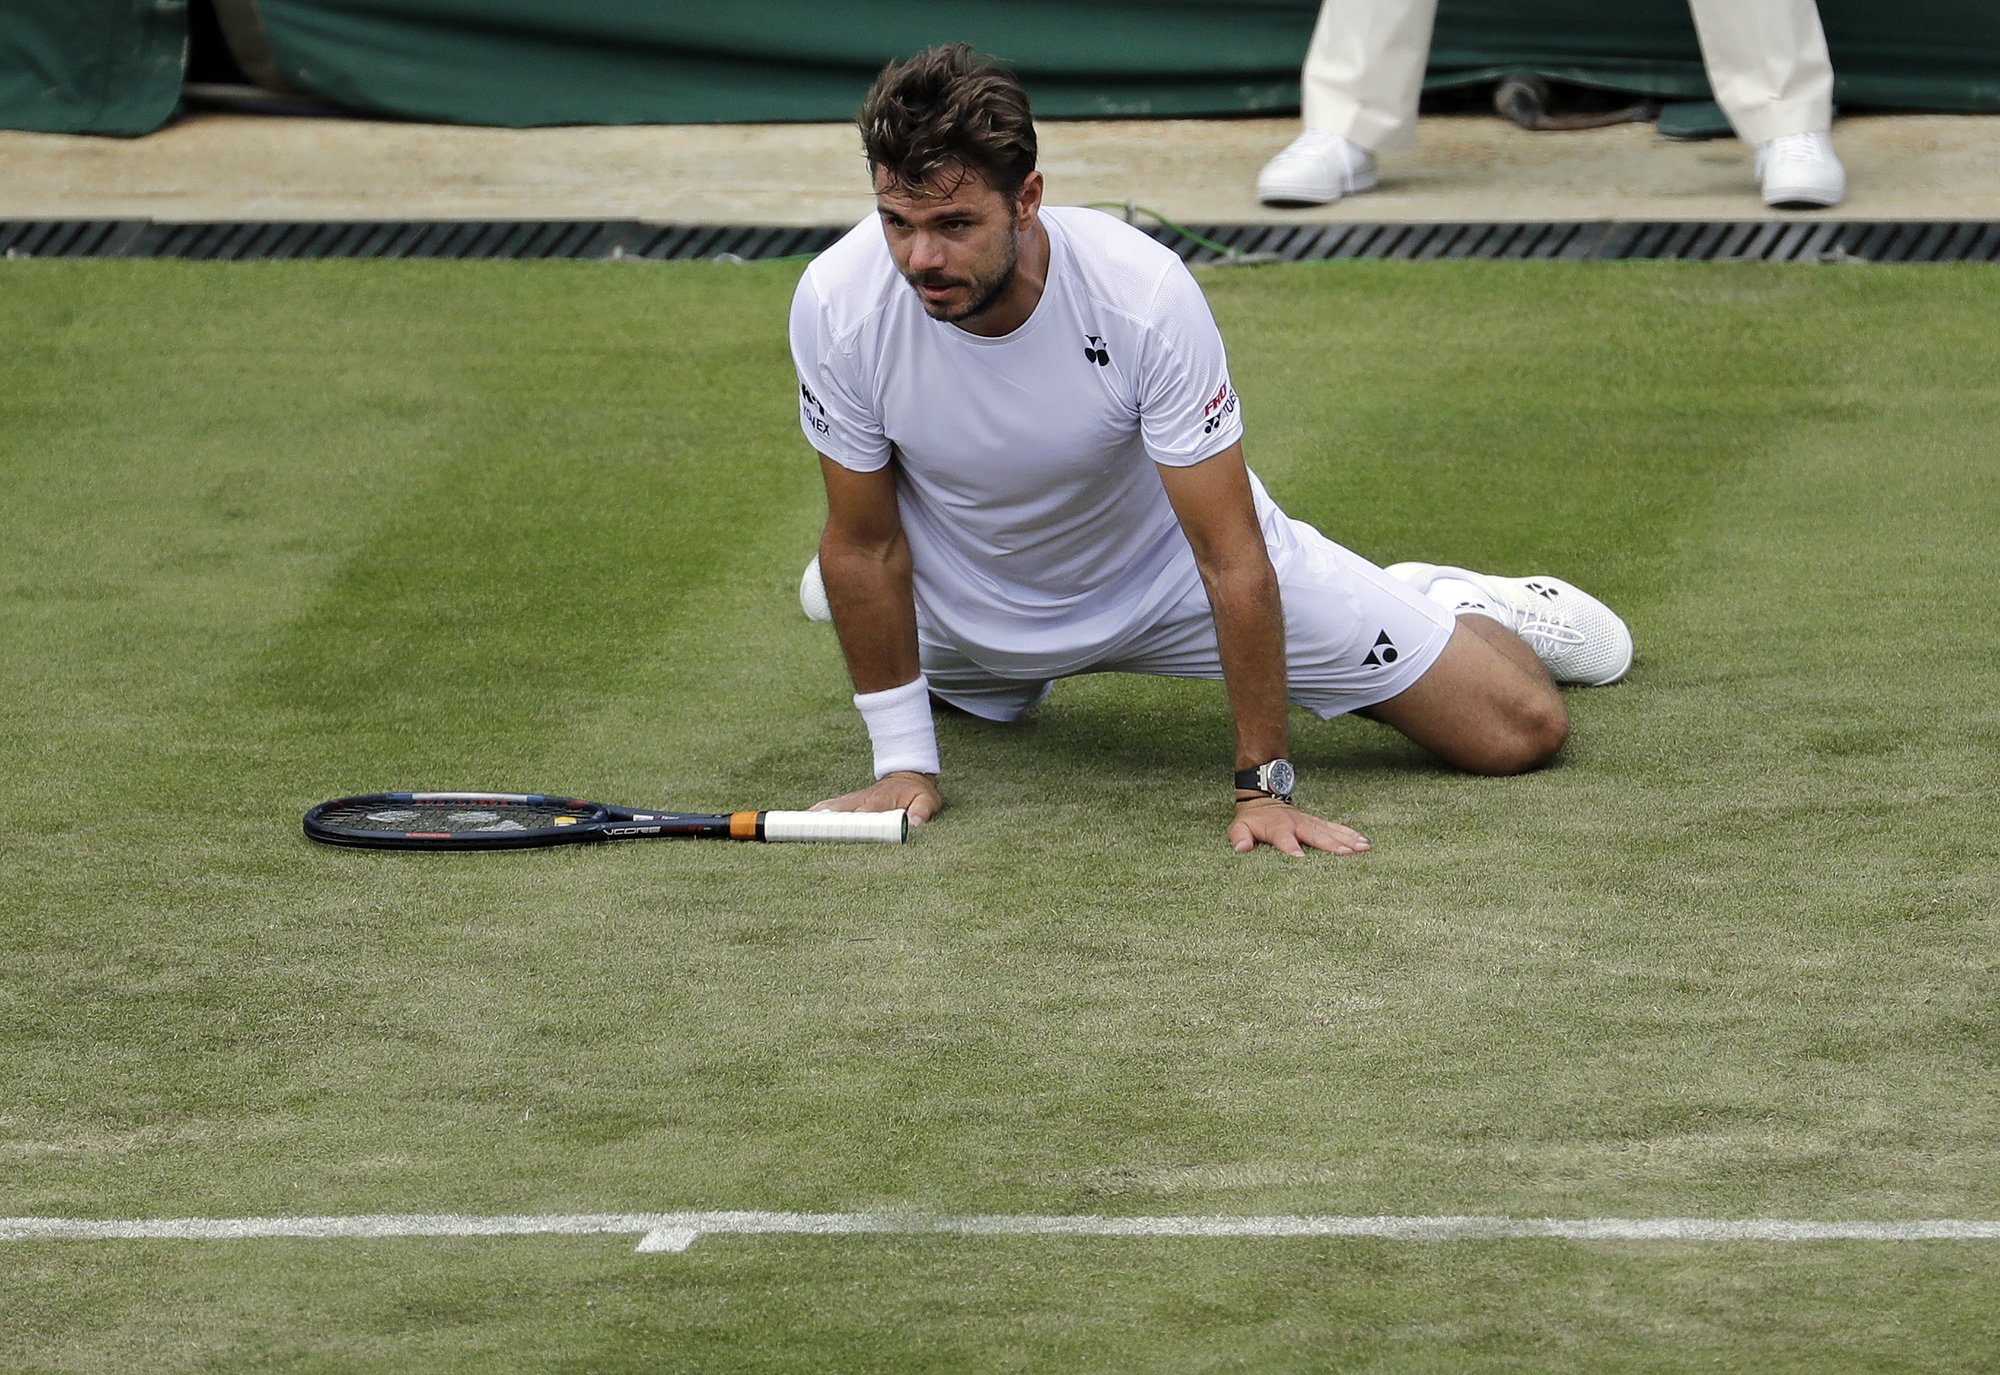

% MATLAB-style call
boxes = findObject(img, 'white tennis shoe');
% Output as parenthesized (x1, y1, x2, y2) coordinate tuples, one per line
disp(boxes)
(799, 555, 832, 622)
(1256, 131, 1378, 207)
(1385, 561, 1634, 686)
(1756, 131, 1845, 210)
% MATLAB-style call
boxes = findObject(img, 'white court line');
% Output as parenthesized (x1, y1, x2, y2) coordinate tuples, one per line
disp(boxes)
(6, 1211, 2000, 1252)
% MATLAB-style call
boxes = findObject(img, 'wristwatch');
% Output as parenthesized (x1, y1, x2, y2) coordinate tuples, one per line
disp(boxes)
(1234, 758, 1295, 804)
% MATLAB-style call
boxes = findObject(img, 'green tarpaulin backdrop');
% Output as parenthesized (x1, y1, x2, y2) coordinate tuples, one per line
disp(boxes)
(6, 0, 1998, 135)
(2, 0, 189, 135)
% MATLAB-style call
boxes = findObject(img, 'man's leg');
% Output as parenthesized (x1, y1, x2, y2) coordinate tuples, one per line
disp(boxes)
(918, 634, 1054, 722)
(1384, 562, 1634, 687)
(1266, 544, 1628, 775)
(1360, 615, 1569, 775)
(1104, 524, 1579, 777)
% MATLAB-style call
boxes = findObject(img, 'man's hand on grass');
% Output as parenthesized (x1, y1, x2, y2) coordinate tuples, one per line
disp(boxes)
(812, 770, 942, 825)
(1230, 796, 1369, 857)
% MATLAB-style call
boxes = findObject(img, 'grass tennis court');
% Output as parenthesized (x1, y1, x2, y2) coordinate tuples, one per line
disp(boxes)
(3, 257, 1997, 1371)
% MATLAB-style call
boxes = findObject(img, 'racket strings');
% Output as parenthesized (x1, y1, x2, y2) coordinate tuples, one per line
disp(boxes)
(317, 799, 598, 834)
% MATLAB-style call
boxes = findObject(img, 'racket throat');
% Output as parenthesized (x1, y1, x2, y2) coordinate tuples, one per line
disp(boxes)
(598, 811, 766, 841)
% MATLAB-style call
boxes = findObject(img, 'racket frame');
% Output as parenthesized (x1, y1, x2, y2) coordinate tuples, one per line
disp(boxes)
(303, 792, 907, 850)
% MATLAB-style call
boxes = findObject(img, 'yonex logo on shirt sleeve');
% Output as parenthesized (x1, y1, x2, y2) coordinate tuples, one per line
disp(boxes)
(1201, 382, 1239, 435)
(799, 381, 830, 436)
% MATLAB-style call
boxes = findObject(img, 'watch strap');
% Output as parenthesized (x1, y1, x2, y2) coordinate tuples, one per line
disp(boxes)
(1234, 759, 1295, 802)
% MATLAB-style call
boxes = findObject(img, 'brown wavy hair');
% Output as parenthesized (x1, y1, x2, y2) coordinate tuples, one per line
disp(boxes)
(859, 44, 1038, 201)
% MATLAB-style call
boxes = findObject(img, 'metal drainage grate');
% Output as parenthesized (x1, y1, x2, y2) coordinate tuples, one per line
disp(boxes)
(0, 219, 150, 258)
(1158, 220, 2000, 264)
(125, 220, 632, 261)
(3, 219, 1996, 263)
(0, 220, 842, 262)
(622, 225, 842, 261)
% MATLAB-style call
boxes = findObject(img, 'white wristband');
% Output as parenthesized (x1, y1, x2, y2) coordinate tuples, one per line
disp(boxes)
(854, 675, 940, 780)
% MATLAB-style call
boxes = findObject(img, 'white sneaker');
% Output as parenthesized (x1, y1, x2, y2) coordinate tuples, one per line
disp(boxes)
(1756, 131, 1845, 210)
(799, 555, 832, 622)
(1385, 562, 1634, 686)
(1256, 131, 1378, 207)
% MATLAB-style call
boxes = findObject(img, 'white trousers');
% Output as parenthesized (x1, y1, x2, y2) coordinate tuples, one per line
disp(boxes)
(1301, 0, 1835, 152)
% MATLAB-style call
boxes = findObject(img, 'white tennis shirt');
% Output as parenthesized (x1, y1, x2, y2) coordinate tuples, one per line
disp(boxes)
(790, 205, 1265, 677)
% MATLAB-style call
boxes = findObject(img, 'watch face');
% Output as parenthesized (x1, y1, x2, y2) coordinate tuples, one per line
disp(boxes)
(1265, 759, 1296, 796)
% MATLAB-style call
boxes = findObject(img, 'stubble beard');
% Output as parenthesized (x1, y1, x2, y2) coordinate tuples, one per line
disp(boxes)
(910, 233, 1020, 325)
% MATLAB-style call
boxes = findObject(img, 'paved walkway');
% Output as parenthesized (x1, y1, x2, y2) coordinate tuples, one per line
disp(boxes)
(3, 110, 1996, 225)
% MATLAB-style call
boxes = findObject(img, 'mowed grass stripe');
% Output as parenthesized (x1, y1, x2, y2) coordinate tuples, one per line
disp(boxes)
(0, 262, 829, 801)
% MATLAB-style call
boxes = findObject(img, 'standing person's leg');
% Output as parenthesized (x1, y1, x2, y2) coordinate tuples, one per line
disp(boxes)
(1684, 0, 1844, 207)
(1301, 0, 1439, 155)
(1257, 0, 1440, 206)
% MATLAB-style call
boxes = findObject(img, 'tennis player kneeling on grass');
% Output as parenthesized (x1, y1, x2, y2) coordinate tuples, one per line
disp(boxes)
(793, 44, 1634, 857)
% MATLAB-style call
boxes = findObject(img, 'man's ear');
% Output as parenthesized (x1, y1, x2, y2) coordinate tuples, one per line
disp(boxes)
(1014, 170, 1045, 225)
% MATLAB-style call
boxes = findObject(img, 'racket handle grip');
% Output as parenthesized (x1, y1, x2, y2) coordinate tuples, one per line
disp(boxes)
(759, 809, 909, 844)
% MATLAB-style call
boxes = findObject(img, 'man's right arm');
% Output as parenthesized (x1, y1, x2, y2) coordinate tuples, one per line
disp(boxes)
(811, 453, 944, 822)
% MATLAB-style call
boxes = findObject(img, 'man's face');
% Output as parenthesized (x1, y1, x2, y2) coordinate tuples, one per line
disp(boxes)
(874, 164, 1036, 327)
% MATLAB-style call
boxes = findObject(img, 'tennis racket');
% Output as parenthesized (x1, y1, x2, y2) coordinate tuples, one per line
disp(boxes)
(303, 792, 907, 850)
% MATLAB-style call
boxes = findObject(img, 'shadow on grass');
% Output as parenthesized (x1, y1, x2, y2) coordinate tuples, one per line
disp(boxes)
(936, 673, 1467, 797)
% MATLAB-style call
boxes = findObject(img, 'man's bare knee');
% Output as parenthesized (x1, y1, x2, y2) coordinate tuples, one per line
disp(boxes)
(1471, 693, 1569, 775)
(1365, 618, 1571, 774)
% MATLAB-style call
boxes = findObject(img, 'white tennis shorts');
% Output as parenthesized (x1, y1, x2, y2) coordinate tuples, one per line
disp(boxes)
(920, 515, 1455, 722)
